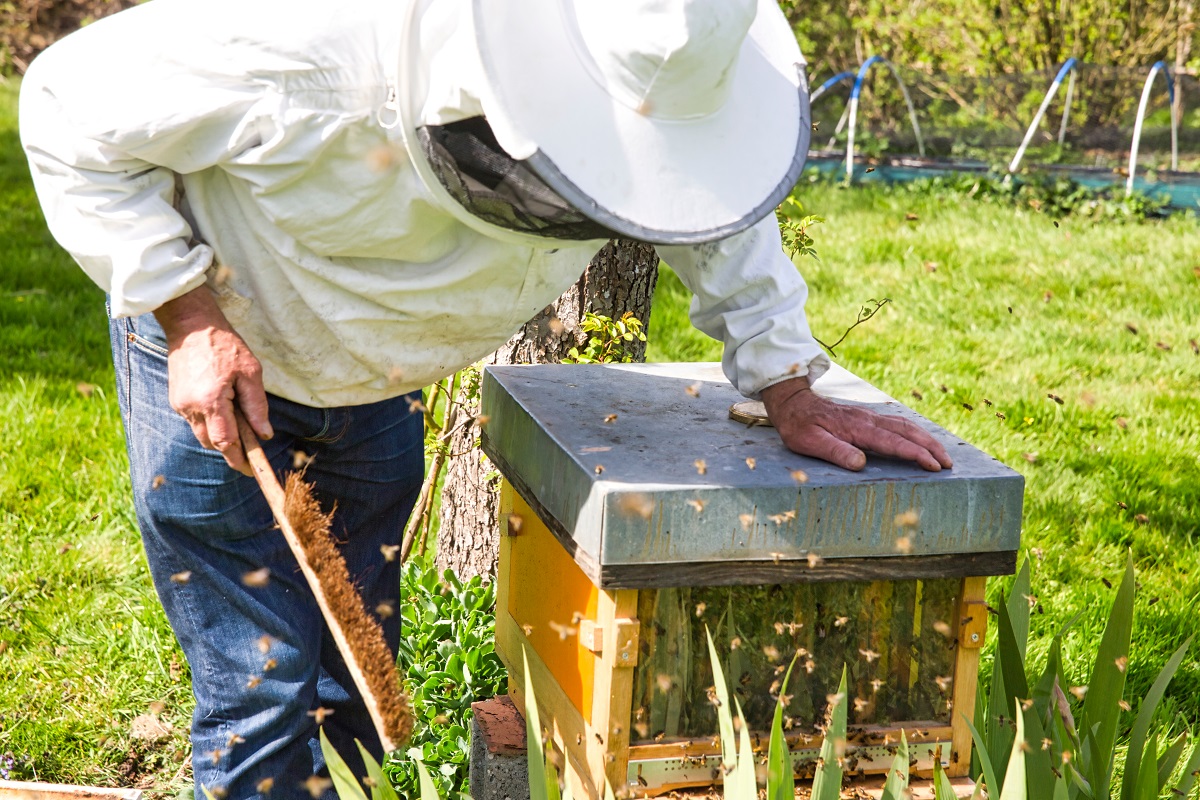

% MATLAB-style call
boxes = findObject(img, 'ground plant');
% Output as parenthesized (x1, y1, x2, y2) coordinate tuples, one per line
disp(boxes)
(387, 560, 506, 800)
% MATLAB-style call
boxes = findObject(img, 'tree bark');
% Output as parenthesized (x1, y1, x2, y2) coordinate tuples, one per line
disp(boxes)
(435, 240, 659, 580)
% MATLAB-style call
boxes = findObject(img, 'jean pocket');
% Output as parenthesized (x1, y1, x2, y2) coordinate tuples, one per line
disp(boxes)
(127, 331, 169, 359)
(124, 313, 170, 358)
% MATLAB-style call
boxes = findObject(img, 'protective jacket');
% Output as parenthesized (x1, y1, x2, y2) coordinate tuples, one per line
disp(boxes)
(20, 0, 829, 407)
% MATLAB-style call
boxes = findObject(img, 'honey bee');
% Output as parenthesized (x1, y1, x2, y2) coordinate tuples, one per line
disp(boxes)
(241, 568, 270, 588)
(307, 707, 334, 724)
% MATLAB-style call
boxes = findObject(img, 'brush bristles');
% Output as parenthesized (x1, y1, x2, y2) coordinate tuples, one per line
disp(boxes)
(283, 473, 413, 746)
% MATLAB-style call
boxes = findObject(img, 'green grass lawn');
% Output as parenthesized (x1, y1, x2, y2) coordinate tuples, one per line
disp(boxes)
(651, 177, 1200, 726)
(3, 72, 1200, 794)
(0, 79, 192, 792)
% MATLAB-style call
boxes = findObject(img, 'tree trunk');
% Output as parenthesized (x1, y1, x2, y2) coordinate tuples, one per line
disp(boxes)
(435, 240, 659, 580)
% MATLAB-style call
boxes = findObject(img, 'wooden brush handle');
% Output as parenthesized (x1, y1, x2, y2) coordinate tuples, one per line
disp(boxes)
(233, 410, 399, 753)
(235, 412, 287, 508)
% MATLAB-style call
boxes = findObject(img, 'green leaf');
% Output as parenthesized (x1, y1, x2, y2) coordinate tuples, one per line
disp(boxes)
(1168, 737, 1200, 798)
(522, 648, 550, 800)
(320, 727, 369, 800)
(544, 747, 562, 800)
(1032, 635, 1064, 728)
(416, 758, 441, 800)
(933, 752, 958, 800)
(1080, 553, 1135, 795)
(766, 657, 797, 800)
(880, 730, 909, 800)
(705, 626, 739, 775)
(811, 665, 847, 800)
(1120, 635, 1193, 800)
(356, 741, 401, 800)
(1006, 558, 1032, 663)
(998, 699, 1028, 800)
(1132, 730, 1159, 800)
(964, 713, 1000, 800)
(1157, 731, 1188, 789)
(986, 589, 1029, 794)
(733, 697, 757, 799)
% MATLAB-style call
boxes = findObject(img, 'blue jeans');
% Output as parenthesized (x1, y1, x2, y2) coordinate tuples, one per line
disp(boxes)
(109, 310, 424, 800)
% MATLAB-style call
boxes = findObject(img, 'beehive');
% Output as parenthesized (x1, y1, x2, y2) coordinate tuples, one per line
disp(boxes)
(480, 362, 1023, 798)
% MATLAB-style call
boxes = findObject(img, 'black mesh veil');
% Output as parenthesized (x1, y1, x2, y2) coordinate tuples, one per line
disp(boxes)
(418, 117, 621, 241)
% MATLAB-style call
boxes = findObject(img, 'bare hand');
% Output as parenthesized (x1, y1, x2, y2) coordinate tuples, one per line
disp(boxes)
(761, 377, 952, 472)
(154, 285, 273, 475)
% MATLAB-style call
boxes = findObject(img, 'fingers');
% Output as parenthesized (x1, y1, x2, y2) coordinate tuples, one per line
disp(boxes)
(850, 425, 944, 472)
(773, 391, 954, 472)
(235, 371, 274, 441)
(873, 415, 954, 469)
(787, 426, 868, 471)
(206, 394, 252, 476)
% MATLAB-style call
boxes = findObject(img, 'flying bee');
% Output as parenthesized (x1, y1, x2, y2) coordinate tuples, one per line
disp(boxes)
(307, 707, 335, 724)
(686, 498, 705, 513)
(685, 382, 702, 398)
(693, 459, 707, 475)
(859, 648, 879, 663)
(241, 568, 271, 589)
(604, 413, 618, 424)
(745, 457, 756, 470)
(548, 620, 576, 640)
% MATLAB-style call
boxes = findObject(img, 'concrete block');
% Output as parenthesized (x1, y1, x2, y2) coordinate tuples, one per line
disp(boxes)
(469, 696, 529, 800)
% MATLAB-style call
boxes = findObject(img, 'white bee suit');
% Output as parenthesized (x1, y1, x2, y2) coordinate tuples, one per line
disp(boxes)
(20, 0, 829, 407)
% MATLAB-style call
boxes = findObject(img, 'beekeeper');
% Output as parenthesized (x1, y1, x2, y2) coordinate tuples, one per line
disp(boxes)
(20, 0, 952, 795)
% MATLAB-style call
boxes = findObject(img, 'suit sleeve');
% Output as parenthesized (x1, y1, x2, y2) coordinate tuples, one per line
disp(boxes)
(656, 215, 831, 398)
(18, 2, 267, 317)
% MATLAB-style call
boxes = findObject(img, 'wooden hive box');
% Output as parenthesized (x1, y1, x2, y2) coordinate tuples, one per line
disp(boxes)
(480, 363, 1023, 798)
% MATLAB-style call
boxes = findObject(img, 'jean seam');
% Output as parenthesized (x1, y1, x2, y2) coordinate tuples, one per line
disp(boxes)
(120, 321, 133, 427)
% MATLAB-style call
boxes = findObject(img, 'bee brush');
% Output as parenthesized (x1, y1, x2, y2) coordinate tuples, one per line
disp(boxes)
(234, 410, 412, 752)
